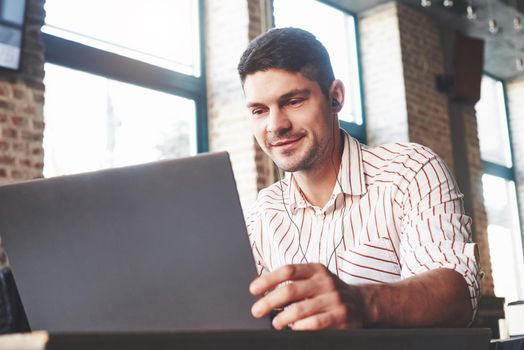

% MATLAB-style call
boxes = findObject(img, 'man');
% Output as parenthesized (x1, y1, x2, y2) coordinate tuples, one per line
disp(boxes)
(238, 27, 480, 331)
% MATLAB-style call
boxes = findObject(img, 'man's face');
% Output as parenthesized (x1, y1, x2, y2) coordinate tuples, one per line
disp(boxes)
(243, 69, 334, 173)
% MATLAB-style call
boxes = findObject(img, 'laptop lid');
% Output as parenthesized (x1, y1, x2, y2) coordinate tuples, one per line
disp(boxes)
(0, 152, 268, 332)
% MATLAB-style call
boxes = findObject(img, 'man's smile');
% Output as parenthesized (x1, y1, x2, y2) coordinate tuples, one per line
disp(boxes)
(270, 135, 305, 151)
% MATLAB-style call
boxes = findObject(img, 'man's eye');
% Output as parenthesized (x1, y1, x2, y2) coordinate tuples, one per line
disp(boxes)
(288, 99, 304, 106)
(252, 108, 265, 116)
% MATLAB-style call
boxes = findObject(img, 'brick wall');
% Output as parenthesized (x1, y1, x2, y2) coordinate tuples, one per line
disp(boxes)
(397, 4, 454, 170)
(0, 0, 45, 184)
(361, 2, 454, 170)
(359, 3, 409, 146)
(358, 1, 493, 295)
(205, 0, 274, 213)
(247, 0, 277, 193)
(0, 0, 45, 269)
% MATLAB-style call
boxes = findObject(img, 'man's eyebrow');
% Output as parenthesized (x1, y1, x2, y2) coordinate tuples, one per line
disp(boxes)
(245, 88, 311, 108)
(277, 88, 311, 104)
(246, 101, 264, 108)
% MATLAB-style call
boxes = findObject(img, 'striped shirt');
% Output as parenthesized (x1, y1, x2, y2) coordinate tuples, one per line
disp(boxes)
(246, 131, 480, 315)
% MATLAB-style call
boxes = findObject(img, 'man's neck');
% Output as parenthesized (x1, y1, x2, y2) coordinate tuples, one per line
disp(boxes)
(293, 132, 344, 208)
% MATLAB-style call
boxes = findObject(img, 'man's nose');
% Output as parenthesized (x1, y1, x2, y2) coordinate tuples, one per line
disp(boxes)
(267, 109, 291, 135)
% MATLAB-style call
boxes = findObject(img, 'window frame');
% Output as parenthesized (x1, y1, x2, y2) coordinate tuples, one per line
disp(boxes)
(270, 0, 367, 144)
(480, 72, 524, 271)
(42, 0, 208, 154)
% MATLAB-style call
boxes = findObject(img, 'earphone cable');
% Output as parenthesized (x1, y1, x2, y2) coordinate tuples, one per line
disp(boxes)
(326, 101, 347, 270)
(278, 171, 309, 264)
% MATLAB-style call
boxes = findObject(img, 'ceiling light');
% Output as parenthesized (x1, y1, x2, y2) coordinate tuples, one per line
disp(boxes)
(489, 19, 500, 34)
(466, 5, 477, 20)
(514, 16, 522, 32)
(517, 56, 524, 71)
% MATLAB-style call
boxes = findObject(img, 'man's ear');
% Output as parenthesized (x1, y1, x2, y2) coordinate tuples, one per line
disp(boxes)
(329, 80, 345, 113)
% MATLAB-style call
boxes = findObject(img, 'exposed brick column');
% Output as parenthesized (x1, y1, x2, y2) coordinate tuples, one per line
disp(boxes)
(361, 2, 454, 170)
(205, 0, 274, 212)
(0, 0, 45, 184)
(247, 0, 277, 193)
(397, 4, 454, 170)
(359, 2, 409, 147)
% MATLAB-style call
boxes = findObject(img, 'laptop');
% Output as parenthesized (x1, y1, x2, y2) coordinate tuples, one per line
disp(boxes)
(0, 152, 269, 332)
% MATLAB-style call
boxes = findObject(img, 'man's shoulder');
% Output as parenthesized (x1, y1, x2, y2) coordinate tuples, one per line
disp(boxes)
(363, 141, 437, 159)
(362, 142, 438, 170)
(246, 179, 289, 219)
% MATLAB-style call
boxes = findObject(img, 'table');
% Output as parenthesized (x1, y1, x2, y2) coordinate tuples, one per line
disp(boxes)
(0, 328, 492, 350)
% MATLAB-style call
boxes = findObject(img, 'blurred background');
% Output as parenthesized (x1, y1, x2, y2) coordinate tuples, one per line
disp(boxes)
(0, 0, 522, 336)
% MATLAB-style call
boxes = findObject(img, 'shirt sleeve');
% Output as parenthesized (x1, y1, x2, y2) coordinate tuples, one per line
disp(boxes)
(245, 203, 268, 276)
(399, 155, 481, 320)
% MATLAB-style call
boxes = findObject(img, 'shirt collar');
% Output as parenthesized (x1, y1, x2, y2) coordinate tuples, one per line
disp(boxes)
(287, 173, 306, 213)
(336, 131, 367, 197)
(287, 130, 367, 213)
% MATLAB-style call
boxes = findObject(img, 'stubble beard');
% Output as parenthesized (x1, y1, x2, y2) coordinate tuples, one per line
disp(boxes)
(270, 134, 330, 173)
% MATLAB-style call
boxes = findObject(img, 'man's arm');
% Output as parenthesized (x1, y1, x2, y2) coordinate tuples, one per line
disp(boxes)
(360, 268, 472, 327)
(250, 263, 472, 330)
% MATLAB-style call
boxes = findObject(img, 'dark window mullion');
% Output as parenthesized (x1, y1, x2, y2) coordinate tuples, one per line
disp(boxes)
(482, 160, 515, 181)
(43, 33, 203, 101)
(196, 0, 208, 153)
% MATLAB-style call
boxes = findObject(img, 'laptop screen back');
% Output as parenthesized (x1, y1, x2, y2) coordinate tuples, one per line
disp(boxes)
(0, 152, 268, 332)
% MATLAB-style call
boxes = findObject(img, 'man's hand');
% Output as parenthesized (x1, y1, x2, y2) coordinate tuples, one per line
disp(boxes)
(250, 265, 473, 330)
(249, 263, 369, 330)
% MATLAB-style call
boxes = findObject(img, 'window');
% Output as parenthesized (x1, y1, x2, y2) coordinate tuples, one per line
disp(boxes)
(476, 75, 524, 303)
(43, 0, 201, 76)
(272, 0, 365, 143)
(482, 174, 523, 303)
(43, 64, 196, 176)
(42, 0, 207, 177)
(476, 77, 513, 167)
(0, 0, 26, 70)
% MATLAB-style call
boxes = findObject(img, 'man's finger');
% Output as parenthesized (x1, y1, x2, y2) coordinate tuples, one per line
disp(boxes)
(290, 310, 342, 331)
(250, 263, 324, 295)
(271, 293, 333, 330)
(251, 279, 313, 318)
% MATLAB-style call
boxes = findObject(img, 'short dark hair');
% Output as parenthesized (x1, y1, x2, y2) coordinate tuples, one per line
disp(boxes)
(237, 27, 335, 98)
